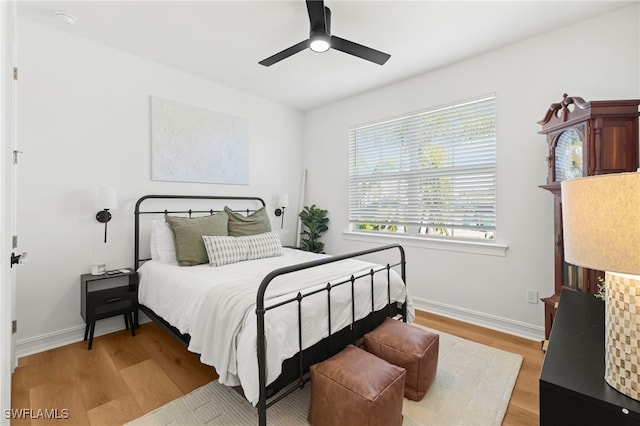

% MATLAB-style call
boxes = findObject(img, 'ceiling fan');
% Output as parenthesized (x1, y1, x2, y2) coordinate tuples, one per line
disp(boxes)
(259, 0, 391, 67)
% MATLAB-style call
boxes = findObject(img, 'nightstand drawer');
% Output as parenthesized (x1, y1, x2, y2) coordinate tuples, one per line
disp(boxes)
(81, 270, 138, 322)
(94, 298, 134, 317)
(85, 287, 135, 318)
(89, 287, 135, 304)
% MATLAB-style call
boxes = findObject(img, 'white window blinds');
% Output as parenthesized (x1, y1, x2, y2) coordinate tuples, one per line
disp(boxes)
(348, 95, 497, 240)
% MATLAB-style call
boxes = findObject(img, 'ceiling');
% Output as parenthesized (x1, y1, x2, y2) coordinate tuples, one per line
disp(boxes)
(17, 0, 635, 111)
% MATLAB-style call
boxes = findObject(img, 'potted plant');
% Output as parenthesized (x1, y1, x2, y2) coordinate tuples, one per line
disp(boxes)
(299, 204, 329, 253)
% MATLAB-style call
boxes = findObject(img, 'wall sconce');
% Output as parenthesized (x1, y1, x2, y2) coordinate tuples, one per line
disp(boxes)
(95, 186, 118, 243)
(561, 172, 640, 401)
(274, 193, 289, 229)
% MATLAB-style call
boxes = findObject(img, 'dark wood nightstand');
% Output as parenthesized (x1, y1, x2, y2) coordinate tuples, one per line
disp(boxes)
(80, 269, 138, 350)
(540, 290, 640, 424)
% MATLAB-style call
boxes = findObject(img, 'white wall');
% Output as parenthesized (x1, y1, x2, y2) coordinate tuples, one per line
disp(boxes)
(302, 5, 640, 339)
(15, 18, 303, 355)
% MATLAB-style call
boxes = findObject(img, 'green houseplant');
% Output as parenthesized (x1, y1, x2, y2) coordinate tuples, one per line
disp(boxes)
(299, 205, 329, 253)
(594, 276, 606, 301)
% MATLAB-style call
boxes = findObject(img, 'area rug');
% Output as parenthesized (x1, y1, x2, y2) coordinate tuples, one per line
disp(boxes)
(126, 325, 523, 425)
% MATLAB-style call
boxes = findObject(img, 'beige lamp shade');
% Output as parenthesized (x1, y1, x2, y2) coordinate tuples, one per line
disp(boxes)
(561, 172, 640, 275)
(561, 171, 640, 402)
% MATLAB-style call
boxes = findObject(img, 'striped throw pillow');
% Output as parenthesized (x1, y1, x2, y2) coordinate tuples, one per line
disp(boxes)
(202, 235, 249, 267)
(242, 232, 284, 260)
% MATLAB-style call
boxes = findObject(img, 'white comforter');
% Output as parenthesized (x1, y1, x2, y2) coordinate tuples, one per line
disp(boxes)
(137, 248, 414, 405)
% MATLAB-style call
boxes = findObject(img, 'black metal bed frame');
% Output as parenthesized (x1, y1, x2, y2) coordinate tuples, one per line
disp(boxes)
(133, 195, 408, 426)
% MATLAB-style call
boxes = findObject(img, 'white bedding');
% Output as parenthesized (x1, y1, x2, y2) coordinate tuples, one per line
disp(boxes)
(137, 247, 414, 405)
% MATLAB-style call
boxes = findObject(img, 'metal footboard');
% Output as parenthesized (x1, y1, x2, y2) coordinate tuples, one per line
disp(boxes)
(255, 243, 407, 426)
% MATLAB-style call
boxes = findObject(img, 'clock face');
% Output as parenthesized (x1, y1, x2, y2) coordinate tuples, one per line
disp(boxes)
(555, 129, 583, 182)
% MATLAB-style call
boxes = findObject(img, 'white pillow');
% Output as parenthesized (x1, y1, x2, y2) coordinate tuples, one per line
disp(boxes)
(150, 220, 177, 263)
(150, 224, 160, 261)
(202, 235, 249, 267)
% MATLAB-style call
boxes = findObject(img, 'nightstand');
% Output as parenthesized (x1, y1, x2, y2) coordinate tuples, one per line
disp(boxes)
(540, 291, 640, 424)
(80, 269, 138, 350)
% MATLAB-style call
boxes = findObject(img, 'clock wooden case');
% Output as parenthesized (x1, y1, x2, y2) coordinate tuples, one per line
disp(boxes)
(538, 94, 639, 340)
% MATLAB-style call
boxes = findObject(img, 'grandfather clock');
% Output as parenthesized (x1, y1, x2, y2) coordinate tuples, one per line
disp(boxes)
(538, 94, 639, 340)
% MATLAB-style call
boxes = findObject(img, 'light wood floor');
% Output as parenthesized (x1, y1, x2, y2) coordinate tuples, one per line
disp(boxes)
(11, 312, 544, 425)
(415, 311, 544, 426)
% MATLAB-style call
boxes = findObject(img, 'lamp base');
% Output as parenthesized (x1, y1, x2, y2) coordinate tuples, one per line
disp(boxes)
(605, 271, 640, 402)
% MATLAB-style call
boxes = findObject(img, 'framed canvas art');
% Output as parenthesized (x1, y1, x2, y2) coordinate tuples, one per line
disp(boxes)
(151, 96, 249, 185)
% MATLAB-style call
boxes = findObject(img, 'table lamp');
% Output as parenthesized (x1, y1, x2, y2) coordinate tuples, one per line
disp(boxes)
(561, 171, 640, 401)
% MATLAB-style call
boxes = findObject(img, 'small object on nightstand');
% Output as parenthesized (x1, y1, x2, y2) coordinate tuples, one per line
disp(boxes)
(90, 262, 106, 275)
(80, 269, 138, 350)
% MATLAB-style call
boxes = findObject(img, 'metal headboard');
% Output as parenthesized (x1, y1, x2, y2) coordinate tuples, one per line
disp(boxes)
(133, 194, 266, 269)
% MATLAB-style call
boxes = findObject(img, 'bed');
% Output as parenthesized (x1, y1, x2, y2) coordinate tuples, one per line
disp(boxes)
(133, 195, 413, 425)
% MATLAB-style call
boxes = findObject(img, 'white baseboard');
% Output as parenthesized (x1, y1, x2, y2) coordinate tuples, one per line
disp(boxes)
(412, 296, 545, 342)
(15, 315, 150, 358)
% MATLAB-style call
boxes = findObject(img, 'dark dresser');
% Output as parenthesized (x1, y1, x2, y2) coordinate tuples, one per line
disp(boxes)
(540, 290, 640, 425)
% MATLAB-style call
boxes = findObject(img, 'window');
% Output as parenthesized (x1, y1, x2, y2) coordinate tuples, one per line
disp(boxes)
(348, 95, 496, 241)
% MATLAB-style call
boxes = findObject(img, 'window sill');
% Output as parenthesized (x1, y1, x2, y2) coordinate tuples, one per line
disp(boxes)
(342, 231, 508, 257)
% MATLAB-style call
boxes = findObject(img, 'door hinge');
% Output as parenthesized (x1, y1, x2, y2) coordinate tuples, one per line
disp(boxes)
(12, 320, 17, 334)
(12, 235, 17, 249)
(13, 150, 22, 165)
(13, 67, 18, 81)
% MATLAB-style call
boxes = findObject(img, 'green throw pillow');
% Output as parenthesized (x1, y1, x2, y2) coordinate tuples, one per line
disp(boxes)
(224, 206, 272, 237)
(166, 212, 229, 266)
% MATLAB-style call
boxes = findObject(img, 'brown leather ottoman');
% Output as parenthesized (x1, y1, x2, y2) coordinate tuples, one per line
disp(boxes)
(308, 344, 406, 426)
(364, 317, 439, 401)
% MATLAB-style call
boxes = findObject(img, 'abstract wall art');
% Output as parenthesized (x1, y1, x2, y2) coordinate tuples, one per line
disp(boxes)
(151, 96, 249, 185)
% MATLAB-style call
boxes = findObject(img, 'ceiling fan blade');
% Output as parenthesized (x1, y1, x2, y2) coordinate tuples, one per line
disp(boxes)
(259, 39, 310, 66)
(306, 0, 326, 33)
(330, 35, 391, 65)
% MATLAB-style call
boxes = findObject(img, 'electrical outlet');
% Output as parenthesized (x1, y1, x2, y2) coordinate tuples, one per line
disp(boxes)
(527, 289, 538, 304)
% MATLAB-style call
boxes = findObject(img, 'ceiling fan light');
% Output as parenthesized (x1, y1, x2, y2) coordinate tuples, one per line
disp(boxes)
(310, 34, 330, 53)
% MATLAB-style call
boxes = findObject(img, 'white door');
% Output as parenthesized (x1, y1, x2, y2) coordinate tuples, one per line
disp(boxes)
(1, 1, 18, 424)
